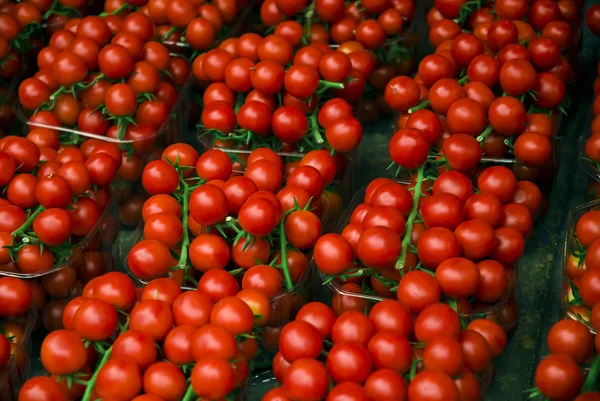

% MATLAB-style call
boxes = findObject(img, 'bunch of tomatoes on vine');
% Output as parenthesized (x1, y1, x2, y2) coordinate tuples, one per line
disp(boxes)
(125, 142, 342, 361)
(16, 11, 191, 179)
(102, 0, 250, 57)
(256, 0, 419, 121)
(261, 300, 507, 401)
(0, 0, 89, 134)
(18, 271, 261, 401)
(0, 132, 119, 278)
(313, 165, 533, 336)
(383, 0, 581, 194)
(529, 318, 600, 401)
(0, 129, 121, 335)
(193, 36, 364, 155)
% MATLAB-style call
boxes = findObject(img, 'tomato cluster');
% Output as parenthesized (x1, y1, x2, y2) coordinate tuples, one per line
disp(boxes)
(194, 39, 364, 154)
(19, 272, 259, 401)
(260, 0, 415, 47)
(531, 318, 600, 401)
(384, 0, 581, 195)
(0, 132, 118, 273)
(263, 300, 506, 401)
(314, 166, 534, 330)
(0, 133, 120, 337)
(17, 12, 190, 170)
(256, 0, 418, 120)
(142, 0, 248, 54)
(124, 144, 341, 361)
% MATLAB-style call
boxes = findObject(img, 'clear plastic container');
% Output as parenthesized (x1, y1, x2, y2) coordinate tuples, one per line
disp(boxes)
(124, 217, 313, 373)
(0, 185, 120, 280)
(0, 309, 36, 401)
(123, 218, 313, 323)
(198, 130, 354, 232)
(562, 200, 600, 334)
(312, 184, 521, 333)
(15, 53, 194, 150)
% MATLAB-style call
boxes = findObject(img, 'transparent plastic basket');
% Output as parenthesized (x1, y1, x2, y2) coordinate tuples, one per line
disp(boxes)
(0, 184, 120, 280)
(0, 309, 36, 401)
(15, 53, 194, 150)
(198, 130, 355, 232)
(124, 217, 313, 371)
(562, 200, 600, 334)
(312, 184, 521, 333)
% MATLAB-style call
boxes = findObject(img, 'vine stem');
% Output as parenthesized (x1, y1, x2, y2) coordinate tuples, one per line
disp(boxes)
(12, 205, 44, 238)
(395, 164, 424, 271)
(476, 125, 494, 143)
(319, 80, 345, 90)
(583, 354, 600, 392)
(308, 112, 325, 145)
(176, 181, 191, 270)
(408, 100, 430, 114)
(81, 320, 130, 401)
(278, 216, 294, 291)
(181, 384, 196, 401)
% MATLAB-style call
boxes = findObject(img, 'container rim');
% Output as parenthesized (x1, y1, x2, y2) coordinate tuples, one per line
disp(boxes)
(0, 181, 121, 279)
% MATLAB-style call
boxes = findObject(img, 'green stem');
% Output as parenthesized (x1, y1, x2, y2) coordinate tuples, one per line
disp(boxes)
(49, 86, 68, 102)
(582, 354, 600, 392)
(408, 100, 430, 114)
(278, 217, 294, 291)
(78, 74, 105, 91)
(181, 384, 196, 401)
(225, 217, 242, 234)
(160, 26, 178, 41)
(176, 182, 190, 270)
(476, 125, 494, 143)
(80, 318, 127, 401)
(318, 80, 345, 90)
(458, 75, 469, 85)
(395, 164, 424, 271)
(308, 113, 325, 144)
(12, 205, 45, 238)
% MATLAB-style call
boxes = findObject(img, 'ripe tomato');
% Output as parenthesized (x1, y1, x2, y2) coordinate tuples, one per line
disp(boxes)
(535, 354, 583, 401)
(408, 370, 459, 401)
(284, 358, 329, 401)
(74, 298, 118, 341)
(33, 208, 72, 247)
(547, 319, 594, 364)
(112, 330, 157, 371)
(191, 357, 235, 399)
(423, 336, 463, 376)
(210, 296, 254, 335)
(143, 362, 187, 401)
(455, 219, 496, 261)
(314, 233, 354, 275)
(279, 320, 323, 362)
(95, 358, 142, 400)
(171, 290, 212, 329)
(19, 376, 69, 401)
(414, 303, 461, 342)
